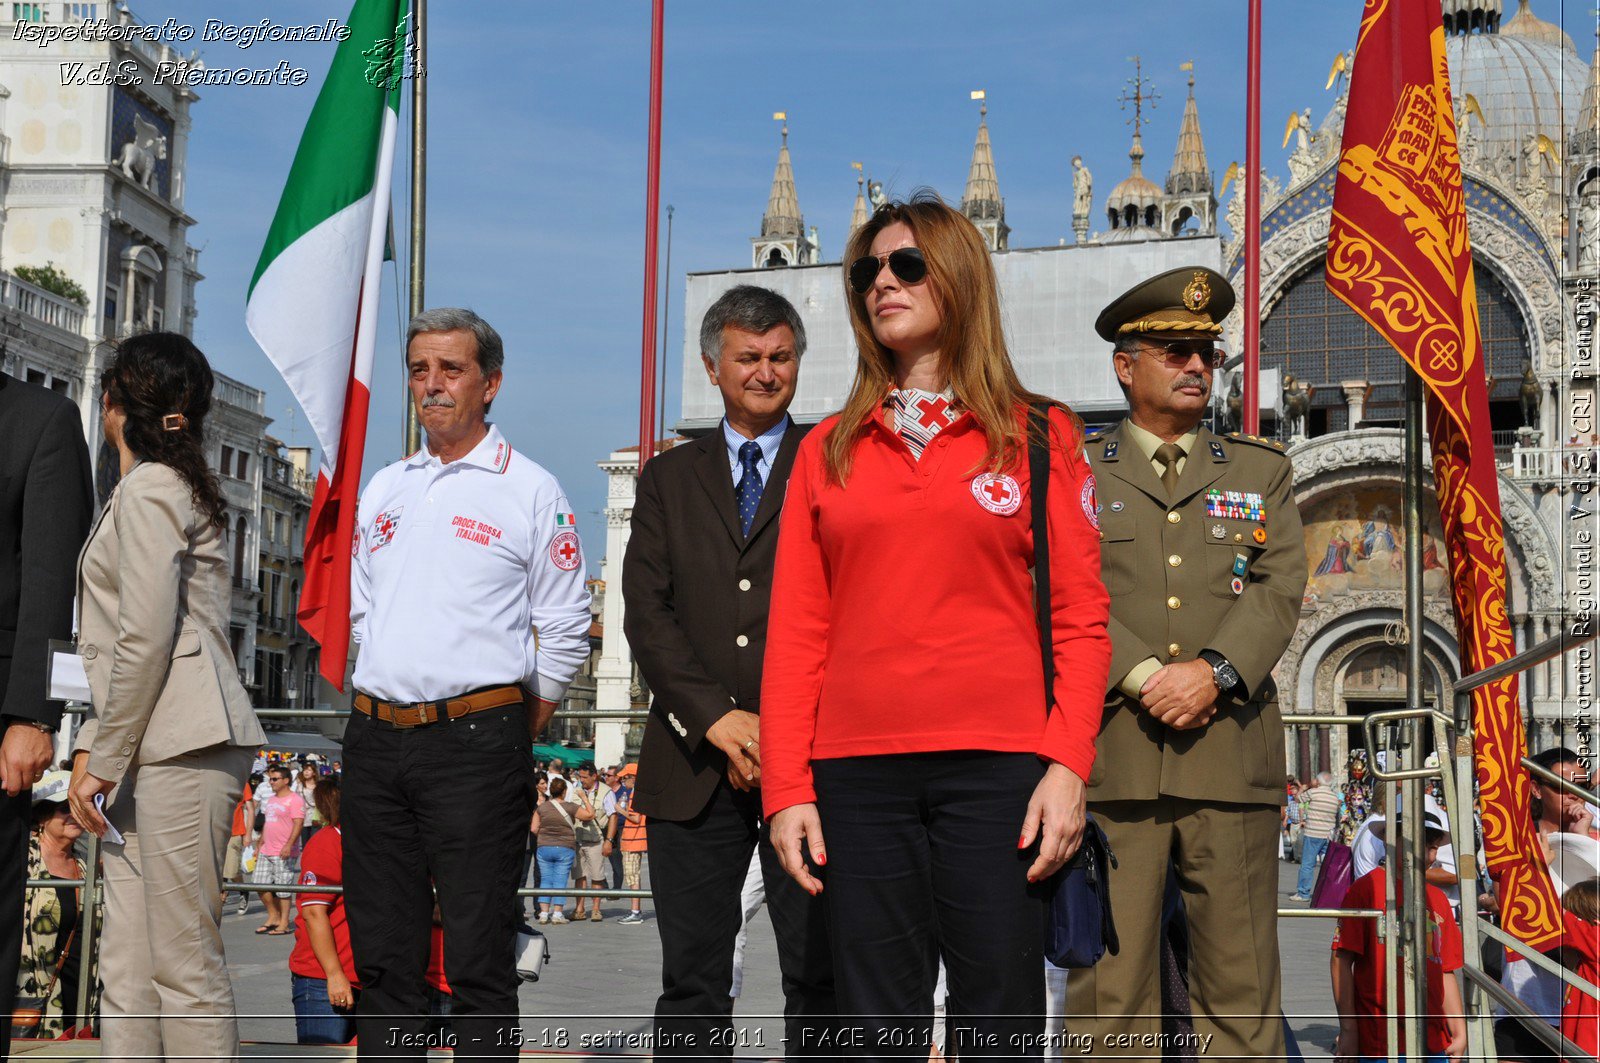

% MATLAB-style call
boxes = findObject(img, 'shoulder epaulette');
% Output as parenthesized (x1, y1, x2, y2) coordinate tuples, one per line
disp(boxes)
(1227, 432, 1287, 453)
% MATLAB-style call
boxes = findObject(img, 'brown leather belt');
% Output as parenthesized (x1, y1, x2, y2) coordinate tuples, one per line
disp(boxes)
(353, 685, 525, 728)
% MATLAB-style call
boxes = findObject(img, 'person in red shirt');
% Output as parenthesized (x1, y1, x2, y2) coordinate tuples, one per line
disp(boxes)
(290, 776, 356, 1045)
(763, 193, 1111, 1058)
(1330, 808, 1466, 1062)
(1561, 878, 1600, 1058)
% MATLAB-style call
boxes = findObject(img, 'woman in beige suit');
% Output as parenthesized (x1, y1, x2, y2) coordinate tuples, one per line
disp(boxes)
(67, 332, 267, 1062)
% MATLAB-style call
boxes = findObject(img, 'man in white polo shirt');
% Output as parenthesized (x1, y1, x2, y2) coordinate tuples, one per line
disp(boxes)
(344, 307, 591, 1061)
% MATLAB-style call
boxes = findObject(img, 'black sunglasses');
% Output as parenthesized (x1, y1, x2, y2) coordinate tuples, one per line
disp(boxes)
(848, 247, 928, 294)
(1135, 339, 1227, 369)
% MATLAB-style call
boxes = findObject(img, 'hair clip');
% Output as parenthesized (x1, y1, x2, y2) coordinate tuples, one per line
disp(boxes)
(161, 413, 188, 432)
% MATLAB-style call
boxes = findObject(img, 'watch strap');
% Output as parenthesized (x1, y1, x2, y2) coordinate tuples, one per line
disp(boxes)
(1197, 650, 1240, 694)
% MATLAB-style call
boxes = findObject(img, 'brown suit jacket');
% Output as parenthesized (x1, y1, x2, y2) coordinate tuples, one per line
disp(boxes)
(74, 462, 265, 784)
(624, 421, 807, 822)
(1086, 422, 1307, 806)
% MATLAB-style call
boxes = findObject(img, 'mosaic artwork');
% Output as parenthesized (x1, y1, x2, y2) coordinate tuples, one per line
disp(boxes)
(1301, 487, 1449, 607)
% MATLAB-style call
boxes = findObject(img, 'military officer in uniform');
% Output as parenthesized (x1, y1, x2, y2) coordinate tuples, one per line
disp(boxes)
(1065, 267, 1307, 1058)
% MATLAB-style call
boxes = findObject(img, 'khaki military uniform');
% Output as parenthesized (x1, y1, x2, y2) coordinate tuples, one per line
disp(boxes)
(1066, 421, 1307, 1059)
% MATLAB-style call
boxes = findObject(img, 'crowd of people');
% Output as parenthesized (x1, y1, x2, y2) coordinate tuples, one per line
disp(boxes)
(1283, 747, 1600, 1060)
(525, 761, 647, 925)
(0, 195, 1596, 1063)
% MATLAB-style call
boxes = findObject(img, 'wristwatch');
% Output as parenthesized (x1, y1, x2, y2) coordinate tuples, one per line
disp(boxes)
(1197, 650, 1241, 696)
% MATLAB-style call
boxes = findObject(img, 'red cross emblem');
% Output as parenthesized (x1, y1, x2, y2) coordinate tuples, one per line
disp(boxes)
(550, 530, 581, 571)
(915, 396, 954, 430)
(970, 473, 1022, 516)
(371, 508, 402, 552)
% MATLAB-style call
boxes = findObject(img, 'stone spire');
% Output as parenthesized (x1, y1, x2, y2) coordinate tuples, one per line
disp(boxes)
(850, 169, 868, 236)
(762, 121, 802, 238)
(1161, 64, 1218, 237)
(1166, 68, 1210, 194)
(752, 115, 814, 268)
(961, 93, 1009, 251)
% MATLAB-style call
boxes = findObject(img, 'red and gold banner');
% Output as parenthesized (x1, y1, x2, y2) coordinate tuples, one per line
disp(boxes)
(1325, 0, 1561, 949)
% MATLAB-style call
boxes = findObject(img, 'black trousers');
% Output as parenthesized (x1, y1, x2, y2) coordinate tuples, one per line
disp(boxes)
(0, 790, 25, 1063)
(813, 752, 1047, 1061)
(650, 778, 835, 1059)
(343, 703, 535, 1061)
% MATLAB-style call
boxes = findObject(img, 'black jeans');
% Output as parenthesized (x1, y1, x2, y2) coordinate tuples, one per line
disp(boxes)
(343, 702, 535, 1061)
(813, 751, 1047, 1061)
(649, 779, 835, 1059)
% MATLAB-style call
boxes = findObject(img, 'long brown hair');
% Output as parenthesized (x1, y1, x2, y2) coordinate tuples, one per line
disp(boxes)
(825, 190, 1074, 484)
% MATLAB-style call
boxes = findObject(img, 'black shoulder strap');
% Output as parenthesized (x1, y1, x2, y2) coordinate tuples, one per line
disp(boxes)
(1028, 403, 1052, 716)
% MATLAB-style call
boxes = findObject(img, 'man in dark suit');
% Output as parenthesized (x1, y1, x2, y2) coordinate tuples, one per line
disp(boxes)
(0, 373, 93, 1060)
(625, 285, 833, 1059)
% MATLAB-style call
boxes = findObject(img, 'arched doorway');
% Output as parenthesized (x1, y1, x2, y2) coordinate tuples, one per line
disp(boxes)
(1288, 619, 1457, 783)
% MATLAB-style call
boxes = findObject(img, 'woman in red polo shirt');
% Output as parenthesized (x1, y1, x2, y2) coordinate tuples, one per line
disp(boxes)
(762, 192, 1111, 1058)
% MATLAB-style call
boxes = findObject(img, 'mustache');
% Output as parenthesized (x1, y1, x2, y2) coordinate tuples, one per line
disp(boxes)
(1173, 374, 1209, 392)
(421, 394, 456, 408)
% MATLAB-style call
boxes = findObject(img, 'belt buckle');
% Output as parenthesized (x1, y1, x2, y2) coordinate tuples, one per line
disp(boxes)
(389, 701, 424, 728)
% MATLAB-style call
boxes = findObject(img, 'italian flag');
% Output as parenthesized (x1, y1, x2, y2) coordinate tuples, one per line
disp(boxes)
(246, 0, 406, 689)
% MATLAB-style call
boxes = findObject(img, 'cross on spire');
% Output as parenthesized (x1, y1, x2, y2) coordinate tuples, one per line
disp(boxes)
(1118, 55, 1160, 140)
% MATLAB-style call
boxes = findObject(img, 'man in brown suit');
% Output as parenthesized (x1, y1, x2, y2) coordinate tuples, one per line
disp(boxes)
(1065, 268, 1308, 1058)
(624, 285, 833, 1058)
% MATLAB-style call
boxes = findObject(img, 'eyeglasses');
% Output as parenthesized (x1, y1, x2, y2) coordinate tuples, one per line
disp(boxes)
(1136, 339, 1226, 369)
(848, 247, 928, 294)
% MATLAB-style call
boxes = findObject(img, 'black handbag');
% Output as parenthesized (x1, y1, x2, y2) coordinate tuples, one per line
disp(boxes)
(1028, 404, 1119, 968)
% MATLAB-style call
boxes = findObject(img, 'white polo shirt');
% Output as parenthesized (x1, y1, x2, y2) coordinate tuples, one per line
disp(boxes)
(350, 424, 592, 704)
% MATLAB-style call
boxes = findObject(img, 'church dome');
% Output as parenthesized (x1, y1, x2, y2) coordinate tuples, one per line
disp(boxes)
(1105, 131, 1163, 235)
(1444, 2, 1588, 162)
(1109, 172, 1161, 211)
(1500, 0, 1576, 54)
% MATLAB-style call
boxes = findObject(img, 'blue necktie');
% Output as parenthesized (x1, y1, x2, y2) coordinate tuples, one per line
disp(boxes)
(736, 440, 763, 537)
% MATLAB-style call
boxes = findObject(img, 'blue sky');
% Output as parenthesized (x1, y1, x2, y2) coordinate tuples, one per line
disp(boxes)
(139, 0, 1595, 570)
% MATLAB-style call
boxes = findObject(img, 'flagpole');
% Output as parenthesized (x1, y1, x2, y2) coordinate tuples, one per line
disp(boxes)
(1241, 0, 1262, 435)
(1401, 366, 1429, 1053)
(637, 0, 665, 475)
(657, 204, 675, 443)
(403, 0, 426, 457)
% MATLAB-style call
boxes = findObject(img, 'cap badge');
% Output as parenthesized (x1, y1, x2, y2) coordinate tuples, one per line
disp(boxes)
(1182, 271, 1211, 312)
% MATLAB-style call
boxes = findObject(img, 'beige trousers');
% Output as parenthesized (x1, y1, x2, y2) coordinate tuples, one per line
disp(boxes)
(99, 744, 254, 1063)
(1064, 797, 1285, 1059)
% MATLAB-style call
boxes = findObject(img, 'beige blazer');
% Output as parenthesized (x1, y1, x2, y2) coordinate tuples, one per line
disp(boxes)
(73, 462, 265, 784)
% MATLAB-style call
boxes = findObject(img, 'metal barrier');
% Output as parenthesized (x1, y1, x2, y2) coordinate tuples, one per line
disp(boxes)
(27, 702, 655, 1036)
(32, 632, 1600, 1057)
(1357, 624, 1599, 1062)
(1282, 624, 1600, 1060)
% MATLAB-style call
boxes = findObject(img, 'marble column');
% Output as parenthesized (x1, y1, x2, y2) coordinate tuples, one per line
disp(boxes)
(1341, 380, 1370, 429)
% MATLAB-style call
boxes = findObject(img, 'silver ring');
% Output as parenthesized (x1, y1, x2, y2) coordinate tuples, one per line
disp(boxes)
(744, 740, 756, 750)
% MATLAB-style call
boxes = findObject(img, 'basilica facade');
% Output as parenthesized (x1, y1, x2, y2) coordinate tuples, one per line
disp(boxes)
(659, 0, 1599, 778)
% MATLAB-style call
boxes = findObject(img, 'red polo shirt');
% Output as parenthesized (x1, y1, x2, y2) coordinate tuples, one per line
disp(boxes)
(761, 403, 1111, 816)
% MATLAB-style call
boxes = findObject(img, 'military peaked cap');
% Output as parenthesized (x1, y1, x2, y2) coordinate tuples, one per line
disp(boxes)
(1094, 266, 1236, 343)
